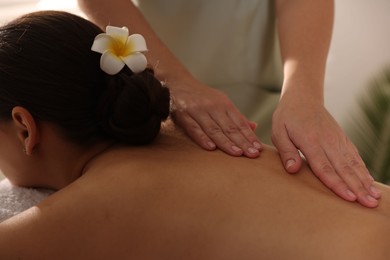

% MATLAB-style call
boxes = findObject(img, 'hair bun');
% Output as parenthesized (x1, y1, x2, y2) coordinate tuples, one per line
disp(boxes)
(97, 68, 170, 144)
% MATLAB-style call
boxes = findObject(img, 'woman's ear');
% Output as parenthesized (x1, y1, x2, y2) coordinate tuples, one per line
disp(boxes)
(11, 106, 40, 155)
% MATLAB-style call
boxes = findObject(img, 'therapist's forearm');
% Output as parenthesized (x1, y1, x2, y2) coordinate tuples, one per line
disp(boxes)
(275, 0, 334, 100)
(78, 0, 194, 85)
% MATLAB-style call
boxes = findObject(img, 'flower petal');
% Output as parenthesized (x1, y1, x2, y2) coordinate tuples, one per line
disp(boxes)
(122, 53, 147, 73)
(126, 34, 148, 53)
(106, 26, 129, 46)
(101, 50, 125, 75)
(91, 34, 114, 54)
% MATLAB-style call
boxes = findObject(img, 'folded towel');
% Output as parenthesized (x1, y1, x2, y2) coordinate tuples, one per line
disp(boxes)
(0, 179, 53, 222)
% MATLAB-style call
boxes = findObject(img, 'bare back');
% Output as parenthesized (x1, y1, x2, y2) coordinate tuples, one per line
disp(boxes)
(0, 126, 389, 259)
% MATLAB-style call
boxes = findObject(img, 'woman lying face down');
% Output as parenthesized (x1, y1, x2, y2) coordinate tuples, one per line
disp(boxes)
(0, 11, 389, 260)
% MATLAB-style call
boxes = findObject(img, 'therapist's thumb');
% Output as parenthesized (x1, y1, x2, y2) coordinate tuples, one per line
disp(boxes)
(272, 131, 302, 174)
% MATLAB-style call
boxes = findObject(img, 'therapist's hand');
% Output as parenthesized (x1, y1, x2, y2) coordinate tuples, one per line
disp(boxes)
(271, 91, 381, 208)
(170, 79, 262, 158)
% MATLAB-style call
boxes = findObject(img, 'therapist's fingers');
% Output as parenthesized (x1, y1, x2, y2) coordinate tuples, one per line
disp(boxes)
(208, 107, 263, 158)
(172, 109, 243, 156)
(302, 141, 380, 208)
(193, 108, 261, 158)
(304, 146, 359, 201)
(173, 105, 262, 158)
(326, 140, 381, 200)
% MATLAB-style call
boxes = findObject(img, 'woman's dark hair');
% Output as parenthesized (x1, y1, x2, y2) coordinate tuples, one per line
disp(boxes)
(0, 11, 170, 145)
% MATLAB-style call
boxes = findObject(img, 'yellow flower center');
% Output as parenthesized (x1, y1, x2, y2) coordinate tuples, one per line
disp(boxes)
(110, 39, 129, 57)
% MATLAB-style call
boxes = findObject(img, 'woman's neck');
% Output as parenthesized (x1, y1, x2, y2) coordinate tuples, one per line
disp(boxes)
(52, 141, 115, 190)
(24, 135, 114, 190)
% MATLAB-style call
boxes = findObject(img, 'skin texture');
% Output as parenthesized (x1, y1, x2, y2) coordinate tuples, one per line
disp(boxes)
(0, 118, 389, 259)
(76, 0, 379, 208)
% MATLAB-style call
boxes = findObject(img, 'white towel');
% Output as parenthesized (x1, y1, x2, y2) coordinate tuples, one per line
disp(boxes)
(0, 179, 53, 222)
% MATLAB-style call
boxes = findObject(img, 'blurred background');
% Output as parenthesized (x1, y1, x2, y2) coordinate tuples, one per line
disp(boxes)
(0, 0, 389, 181)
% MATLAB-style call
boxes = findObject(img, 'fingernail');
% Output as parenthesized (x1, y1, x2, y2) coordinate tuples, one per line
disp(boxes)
(370, 185, 381, 195)
(232, 146, 242, 153)
(253, 142, 262, 150)
(286, 159, 295, 169)
(366, 195, 377, 202)
(207, 141, 216, 149)
(248, 147, 259, 154)
(346, 189, 357, 200)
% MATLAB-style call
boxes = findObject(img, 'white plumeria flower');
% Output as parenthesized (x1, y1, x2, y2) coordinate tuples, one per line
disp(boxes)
(91, 26, 148, 75)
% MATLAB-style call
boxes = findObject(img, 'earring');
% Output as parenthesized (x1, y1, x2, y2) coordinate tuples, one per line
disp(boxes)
(23, 147, 27, 154)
